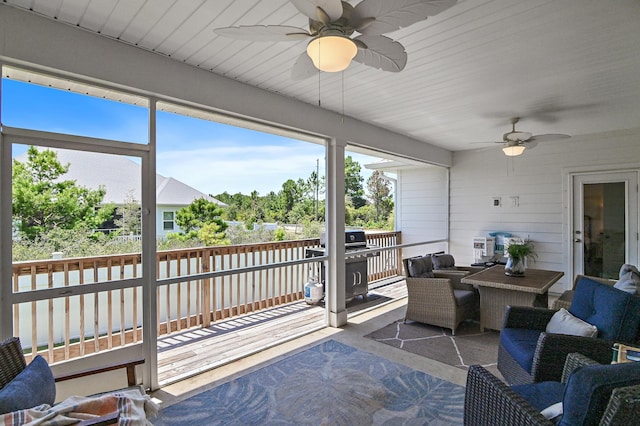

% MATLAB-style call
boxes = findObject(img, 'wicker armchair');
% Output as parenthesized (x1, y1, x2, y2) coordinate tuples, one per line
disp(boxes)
(498, 277, 640, 385)
(0, 337, 27, 390)
(402, 257, 479, 335)
(552, 274, 616, 310)
(0, 337, 146, 424)
(464, 353, 640, 426)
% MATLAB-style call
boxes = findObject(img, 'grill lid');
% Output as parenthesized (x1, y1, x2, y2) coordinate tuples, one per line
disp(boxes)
(320, 230, 367, 247)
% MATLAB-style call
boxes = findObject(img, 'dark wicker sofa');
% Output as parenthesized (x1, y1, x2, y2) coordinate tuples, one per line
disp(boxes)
(464, 353, 640, 425)
(497, 276, 640, 385)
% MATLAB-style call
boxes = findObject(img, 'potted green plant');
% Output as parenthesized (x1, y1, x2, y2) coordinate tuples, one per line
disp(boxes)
(505, 240, 537, 276)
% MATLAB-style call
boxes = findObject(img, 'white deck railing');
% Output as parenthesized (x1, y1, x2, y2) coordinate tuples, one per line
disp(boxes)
(11, 232, 401, 363)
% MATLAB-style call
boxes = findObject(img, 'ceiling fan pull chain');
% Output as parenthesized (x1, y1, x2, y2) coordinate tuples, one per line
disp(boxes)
(341, 71, 345, 124)
(317, 58, 321, 107)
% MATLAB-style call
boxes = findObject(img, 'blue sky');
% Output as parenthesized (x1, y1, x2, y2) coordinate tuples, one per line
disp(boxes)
(3, 79, 380, 196)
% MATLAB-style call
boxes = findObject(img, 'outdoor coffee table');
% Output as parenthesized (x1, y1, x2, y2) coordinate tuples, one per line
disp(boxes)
(461, 265, 563, 331)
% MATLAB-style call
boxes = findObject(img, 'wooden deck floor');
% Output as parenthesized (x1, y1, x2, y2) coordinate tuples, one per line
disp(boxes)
(157, 278, 407, 385)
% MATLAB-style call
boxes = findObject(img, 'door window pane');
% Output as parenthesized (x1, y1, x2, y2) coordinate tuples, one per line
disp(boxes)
(583, 182, 626, 278)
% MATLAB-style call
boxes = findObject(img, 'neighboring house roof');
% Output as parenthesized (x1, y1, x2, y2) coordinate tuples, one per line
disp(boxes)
(156, 176, 222, 205)
(16, 148, 224, 206)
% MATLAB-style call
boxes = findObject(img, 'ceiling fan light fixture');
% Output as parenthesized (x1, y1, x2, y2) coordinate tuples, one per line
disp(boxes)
(306, 35, 357, 72)
(502, 145, 526, 156)
(505, 131, 532, 142)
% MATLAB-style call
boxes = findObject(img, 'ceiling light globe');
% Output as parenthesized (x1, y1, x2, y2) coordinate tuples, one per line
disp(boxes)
(502, 145, 526, 156)
(307, 36, 358, 72)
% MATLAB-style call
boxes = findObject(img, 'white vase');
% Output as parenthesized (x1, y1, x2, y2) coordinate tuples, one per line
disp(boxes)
(505, 257, 526, 276)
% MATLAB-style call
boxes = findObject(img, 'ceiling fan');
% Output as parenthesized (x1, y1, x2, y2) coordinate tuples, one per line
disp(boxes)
(487, 117, 571, 156)
(213, 0, 457, 80)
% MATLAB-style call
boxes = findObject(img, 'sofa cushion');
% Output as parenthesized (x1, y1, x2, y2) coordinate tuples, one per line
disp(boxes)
(500, 328, 543, 374)
(407, 256, 434, 278)
(569, 276, 640, 342)
(511, 381, 565, 412)
(546, 308, 598, 337)
(0, 355, 56, 415)
(432, 253, 455, 269)
(560, 361, 640, 426)
(614, 264, 640, 295)
(453, 289, 476, 307)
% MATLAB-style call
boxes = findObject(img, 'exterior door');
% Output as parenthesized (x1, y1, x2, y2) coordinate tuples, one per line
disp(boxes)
(572, 171, 639, 279)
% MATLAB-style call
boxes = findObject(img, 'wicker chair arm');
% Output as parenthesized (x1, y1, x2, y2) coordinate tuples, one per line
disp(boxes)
(531, 333, 613, 382)
(0, 337, 27, 389)
(453, 265, 485, 273)
(464, 365, 552, 426)
(433, 270, 475, 292)
(433, 270, 468, 278)
(599, 384, 640, 426)
(503, 306, 556, 330)
(560, 352, 599, 383)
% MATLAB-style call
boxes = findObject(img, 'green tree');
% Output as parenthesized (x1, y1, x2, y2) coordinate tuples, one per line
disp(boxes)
(12, 146, 112, 240)
(366, 170, 394, 221)
(274, 227, 286, 241)
(345, 156, 366, 208)
(172, 197, 229, 244)
(114, 190, 141, 235)
(197, 222, 230, 246)
(279, 179, 304, 213)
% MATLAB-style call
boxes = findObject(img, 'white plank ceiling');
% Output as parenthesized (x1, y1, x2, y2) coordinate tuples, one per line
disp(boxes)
(3, 0, 640, 152)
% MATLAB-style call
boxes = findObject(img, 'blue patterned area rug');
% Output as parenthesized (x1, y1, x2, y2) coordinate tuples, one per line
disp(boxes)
(151, 340, 464, 425)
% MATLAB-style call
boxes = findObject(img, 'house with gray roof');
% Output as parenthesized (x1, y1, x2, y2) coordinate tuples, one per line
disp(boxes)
(17, 148, 224, 238)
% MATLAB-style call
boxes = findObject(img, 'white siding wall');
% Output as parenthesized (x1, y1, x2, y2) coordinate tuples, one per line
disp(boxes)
(397, 165, 449, 259)
(448, 127, 640, 292)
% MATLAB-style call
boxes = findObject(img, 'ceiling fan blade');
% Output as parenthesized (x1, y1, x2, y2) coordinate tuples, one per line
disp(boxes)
(352, 0, 457, 35)
(352, 35, 407, 72)
(214, 25, 310, 41)
(291, 51, 318, 80)
(290, 0, 344, 22)
(529, 133, 571, 142)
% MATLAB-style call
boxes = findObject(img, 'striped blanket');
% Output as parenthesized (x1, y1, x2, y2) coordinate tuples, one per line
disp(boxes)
(0, 388, 156, 426)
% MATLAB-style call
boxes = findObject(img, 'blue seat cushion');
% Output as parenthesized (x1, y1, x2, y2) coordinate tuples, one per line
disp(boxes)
(560, 361, 640, 426)
(500, 328, 542, 373)
(0, 355, 56, 414)
(511, 381, 565, 412)
(569, 276, 640, 342)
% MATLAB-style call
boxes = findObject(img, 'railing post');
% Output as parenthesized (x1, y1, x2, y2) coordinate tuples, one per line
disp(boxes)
(396, 231, 403, 276)
(201, 249, 211, 327)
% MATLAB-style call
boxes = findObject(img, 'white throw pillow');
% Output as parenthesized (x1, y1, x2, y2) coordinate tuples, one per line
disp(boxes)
(546, 308, 598, 337)
(614, 264, 640, 295)
(540, 402, 563, 420)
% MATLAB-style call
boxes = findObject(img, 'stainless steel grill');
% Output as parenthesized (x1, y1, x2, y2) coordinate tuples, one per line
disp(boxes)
(306, 231, 375, 301)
